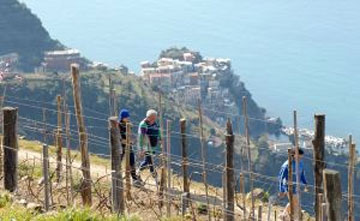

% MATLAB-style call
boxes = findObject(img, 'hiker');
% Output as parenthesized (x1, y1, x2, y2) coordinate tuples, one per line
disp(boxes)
(118, 109, 143, 187)
(278, 148, 308, 220)
(137, 109, 162, 181)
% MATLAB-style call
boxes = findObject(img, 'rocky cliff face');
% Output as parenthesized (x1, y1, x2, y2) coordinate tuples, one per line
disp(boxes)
(0, 0, 63, 71)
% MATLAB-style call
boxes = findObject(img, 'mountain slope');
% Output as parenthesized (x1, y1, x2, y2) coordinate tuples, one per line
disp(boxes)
(0, 0, 63, 71)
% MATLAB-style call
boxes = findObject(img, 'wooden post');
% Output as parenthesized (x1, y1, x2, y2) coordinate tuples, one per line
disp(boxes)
(322, 203, 327, 221)
(71, 64, 92, 206)
(0, 84, 7, 178)
(198, 99, 211, 220)
(258, 205, 262, 221)
(180, 119, 189, 193)
(293, 110, 301, 220)
(318, 193, 323, 221)
(347, 137, 355, 221)
(240, 172, 246, 219)
(243, 96, 254, 219)
(109, 116, 125, 214)
(159, 92, 166, 209)
(222, 171, 227, 215)
(267, 201, 272, 221)
(180, 118, 189, 214)
(224, 119, 235, 221)
(125, 123, 131, 200)
(166, 120, 172, 217)
(2, 107, 18, 192)
(56, 95, 63, 183)
(42, 144, 50, 211)
(323, 169, 342, 221)
(288, 148, 294, 221)
(274, 210, 277, 221)
(181, 192, 190, 216)
(312, 114, 325, 221)
(65, 109, 73, 205)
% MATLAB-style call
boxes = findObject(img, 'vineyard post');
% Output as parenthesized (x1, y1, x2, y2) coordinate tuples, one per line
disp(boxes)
(323, 169, 342, 221)
(42, 144, 50, 211)
(71, 64, 92, 206)
(198, 99, 211, 220)
(347, 136, 355, 221)
(2, 107, 18, 192)
(288, 148, 294, 221)
(55, 95, 63, 182)
(180, 118, 189, 215)
(224, 119, 235, 221)
(166, 120, 172, 217)
(243, 96, 254, 219)
(312, 114, 325, 221)
(109, 116, 125, 214)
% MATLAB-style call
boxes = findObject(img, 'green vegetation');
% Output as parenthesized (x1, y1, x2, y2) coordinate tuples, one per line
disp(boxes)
(0, 204, 141, 221)
(159, 47, 202, 64)
(0, 0, 63, 71)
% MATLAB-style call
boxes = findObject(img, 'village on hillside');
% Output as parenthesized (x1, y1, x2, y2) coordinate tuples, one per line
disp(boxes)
(139, 51, 237, 126)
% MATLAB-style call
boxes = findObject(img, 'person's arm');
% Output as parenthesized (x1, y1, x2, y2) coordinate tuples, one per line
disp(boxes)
(278, 166, 288, 193)
(301, 169, 307, 185)
(137, 122, 147, 151)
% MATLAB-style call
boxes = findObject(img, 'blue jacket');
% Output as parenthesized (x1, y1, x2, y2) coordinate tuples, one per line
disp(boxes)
(278, 159, 307, 193)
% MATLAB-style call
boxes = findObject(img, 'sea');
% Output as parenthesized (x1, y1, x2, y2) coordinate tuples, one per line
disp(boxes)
(21, 0, 360, 143)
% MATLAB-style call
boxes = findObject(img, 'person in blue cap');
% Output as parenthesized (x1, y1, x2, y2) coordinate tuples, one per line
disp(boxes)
(118, 109, 143, 187)
(278, 148, 308, 220)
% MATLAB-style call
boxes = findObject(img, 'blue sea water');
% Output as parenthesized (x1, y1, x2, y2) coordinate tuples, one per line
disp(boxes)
(21, 0, 360, 142)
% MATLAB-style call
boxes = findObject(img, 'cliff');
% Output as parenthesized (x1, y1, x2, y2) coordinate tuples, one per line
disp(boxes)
(0, 0, 63, 71)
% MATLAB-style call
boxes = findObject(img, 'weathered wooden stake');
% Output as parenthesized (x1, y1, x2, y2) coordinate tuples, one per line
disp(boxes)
(258, 205, 262, 221)
(42, 144, 50, 211)
(288, 148, 294, 221)
(224, 119, 235, 221)
(348, 139, 355, 221)
(274, 210, 277, 221)
(312, 114, 325, 221)
(0, 85, 7, 178)
(318, 193, 323, 221)
(267, 200, 272, 221)
(323, 169, 342, 221)
(243, 96, 254, 219)
(71, 64, 92, 206)
(55, 95, 63, 182)
(180, 119, 189, 214)
(222, 171, 226, 215)
(3, 107, 18, 192)
(322, 203, 327, 221)
(293, 110, 301, 220)
(240, 172, 246, 220)
(125, 123, 132, 200)
(109, 116, 125, 214)
(65, 109, 73, 205)
(198, 99, 211, 220)
(166, 120, 172, 217)
(159, 92, 166, 209)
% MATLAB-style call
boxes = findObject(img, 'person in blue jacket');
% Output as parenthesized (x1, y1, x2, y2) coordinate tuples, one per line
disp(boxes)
(118, 109, 143, 187)
(278, 148, 308, 220)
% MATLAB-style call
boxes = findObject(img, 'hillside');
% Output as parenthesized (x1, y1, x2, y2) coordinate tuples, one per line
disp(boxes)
(0, 0, 63, 71)
(0, 138, 304, 221)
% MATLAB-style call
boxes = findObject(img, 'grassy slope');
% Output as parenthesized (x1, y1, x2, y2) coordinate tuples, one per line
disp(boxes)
(0, 138, 293, 221)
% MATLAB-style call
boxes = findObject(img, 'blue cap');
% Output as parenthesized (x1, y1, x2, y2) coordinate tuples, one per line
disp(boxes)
(118, 109, 130, 121)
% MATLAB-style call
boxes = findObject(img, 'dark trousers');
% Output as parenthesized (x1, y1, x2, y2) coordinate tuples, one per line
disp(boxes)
(139, 151, 155, 173)
(121, 149, 138, 180)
